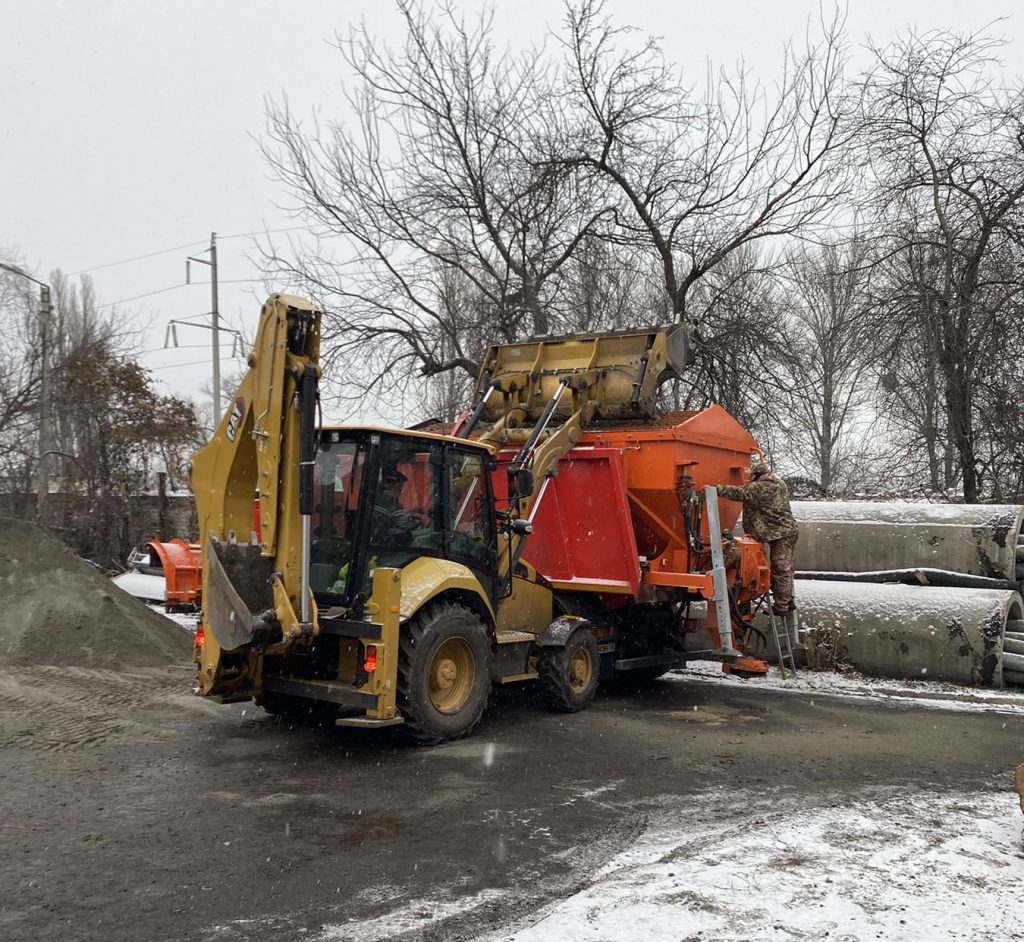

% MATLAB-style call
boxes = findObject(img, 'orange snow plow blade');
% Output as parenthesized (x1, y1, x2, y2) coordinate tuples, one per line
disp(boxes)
(146, 539, 202, 607)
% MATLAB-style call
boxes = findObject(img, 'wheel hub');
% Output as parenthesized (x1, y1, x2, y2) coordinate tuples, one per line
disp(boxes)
(428, 637, 476, 714)
(435, 659, 457, 689)
(569, 647, 593, 693)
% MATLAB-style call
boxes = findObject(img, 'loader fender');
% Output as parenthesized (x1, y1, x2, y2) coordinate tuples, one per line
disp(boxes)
(535, 615, 592, 648)
(397, 556, 495, 627)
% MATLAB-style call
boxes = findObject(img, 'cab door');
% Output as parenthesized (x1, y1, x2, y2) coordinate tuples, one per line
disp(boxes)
(445, 446, 499, 607)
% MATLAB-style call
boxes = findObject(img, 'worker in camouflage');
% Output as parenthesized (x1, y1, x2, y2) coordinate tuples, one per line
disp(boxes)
(718, 461, 799, 615)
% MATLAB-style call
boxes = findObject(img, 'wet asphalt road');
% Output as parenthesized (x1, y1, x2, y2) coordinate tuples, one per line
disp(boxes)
(1, 665, 1021, 941)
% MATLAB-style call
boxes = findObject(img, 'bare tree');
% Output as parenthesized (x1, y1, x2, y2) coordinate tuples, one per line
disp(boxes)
(557, 234, 661, 334)
(0, 264, 204, 561)
(783, 238, 878, 495)
(56, 342, 203, 565)
(971, 248, 1024, 500)
(560, 0, 852, 336)
(859, 27, 1024, 502)
(677, 246, 796, 458)
(0, 254, 44, 494)
(261, 0, 611, 411)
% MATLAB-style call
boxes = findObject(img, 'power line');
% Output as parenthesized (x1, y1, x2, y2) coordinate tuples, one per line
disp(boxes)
(66, 226, 313, 277)
(94, 282, 189, 308)
(93, 277, 268, 310)
(149, 358, 219, 371)
(219, 225, 311, 241)
(138, 343, 225, 355)
(66, 240, 207, 277)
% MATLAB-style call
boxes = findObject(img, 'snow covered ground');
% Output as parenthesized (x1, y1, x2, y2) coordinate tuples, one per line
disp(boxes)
(150, 603, 199, 634)
(165, 606, 1023, 942)
(676, 660, 1024, 715)
(481, 667, 1024, 942)
(489, 786, 1024, 942)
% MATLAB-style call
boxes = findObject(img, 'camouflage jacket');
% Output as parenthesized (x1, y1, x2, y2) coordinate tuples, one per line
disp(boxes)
(717, 473, 799, 543)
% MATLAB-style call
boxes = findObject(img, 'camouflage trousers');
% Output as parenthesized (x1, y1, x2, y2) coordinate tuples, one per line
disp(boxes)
(766, 534, 798, 612)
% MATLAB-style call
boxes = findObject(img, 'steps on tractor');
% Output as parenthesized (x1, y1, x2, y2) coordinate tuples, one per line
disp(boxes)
(494, 630, 538, 681)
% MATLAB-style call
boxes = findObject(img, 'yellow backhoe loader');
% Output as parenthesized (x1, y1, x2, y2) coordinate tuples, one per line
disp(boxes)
(191, 294, 761, 742)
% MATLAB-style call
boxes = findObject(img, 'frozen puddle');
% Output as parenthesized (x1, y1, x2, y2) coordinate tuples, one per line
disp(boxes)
(491, 788, 1024, 942)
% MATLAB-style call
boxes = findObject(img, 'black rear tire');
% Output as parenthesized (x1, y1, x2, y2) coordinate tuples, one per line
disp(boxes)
(398, 602, 493, 744)
(539, 628, 600, 713)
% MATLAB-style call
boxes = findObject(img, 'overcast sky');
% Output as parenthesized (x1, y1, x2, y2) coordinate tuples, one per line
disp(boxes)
(3, 1, 1022, 425)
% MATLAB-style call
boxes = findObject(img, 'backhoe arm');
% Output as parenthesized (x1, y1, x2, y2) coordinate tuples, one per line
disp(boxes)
(190, 294, 321, 696)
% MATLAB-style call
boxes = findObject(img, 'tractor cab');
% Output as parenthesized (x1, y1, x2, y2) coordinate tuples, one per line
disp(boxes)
(309, 428, 500, 616)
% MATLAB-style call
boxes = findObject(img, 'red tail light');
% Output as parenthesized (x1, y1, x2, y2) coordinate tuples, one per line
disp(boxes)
(195, 626, 206, 648)
(363, 645, 378, 673)
(252, 489, 262, 544)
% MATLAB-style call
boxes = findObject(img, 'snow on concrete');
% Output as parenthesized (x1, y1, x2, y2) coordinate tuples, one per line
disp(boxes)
(490, 786, 1024, 942)
(676, 661, 1024, 715)
(791, 500, 1024, 527)
(793, 578, 1013, 622)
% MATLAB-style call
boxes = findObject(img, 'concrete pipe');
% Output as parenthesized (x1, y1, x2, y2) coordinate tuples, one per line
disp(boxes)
(786, 579, 1024, 688)
(791, 501, 1024, 582)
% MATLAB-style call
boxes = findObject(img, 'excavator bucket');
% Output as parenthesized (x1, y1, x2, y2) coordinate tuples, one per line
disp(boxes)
(473, 325, 689, 423)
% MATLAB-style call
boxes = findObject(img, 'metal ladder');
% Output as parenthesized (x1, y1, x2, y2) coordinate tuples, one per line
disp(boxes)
(762, 592, 798, 679)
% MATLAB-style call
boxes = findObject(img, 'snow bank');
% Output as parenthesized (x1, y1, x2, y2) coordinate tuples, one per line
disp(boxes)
(675, 662, 1024, 716)
(792, 500, 1024, 527)
(492, 786, 1024, 942)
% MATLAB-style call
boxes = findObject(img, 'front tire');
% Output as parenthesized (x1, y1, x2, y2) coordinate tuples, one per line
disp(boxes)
(539, 628, 600, 713)
(398, 603, 493, 744)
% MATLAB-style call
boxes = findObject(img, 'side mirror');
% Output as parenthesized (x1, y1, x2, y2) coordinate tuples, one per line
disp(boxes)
(509, 518, 533, 536)
(510, 467, 534, 497)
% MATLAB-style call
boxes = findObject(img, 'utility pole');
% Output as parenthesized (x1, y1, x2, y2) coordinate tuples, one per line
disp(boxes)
(0, 262, 52, 523)
(37, 284, 52, 525)
(186, 232, 222, 422)
(210, 232, 221, 423)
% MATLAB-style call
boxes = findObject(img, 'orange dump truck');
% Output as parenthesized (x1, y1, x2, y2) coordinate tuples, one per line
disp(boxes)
(490, 407, 771, 677)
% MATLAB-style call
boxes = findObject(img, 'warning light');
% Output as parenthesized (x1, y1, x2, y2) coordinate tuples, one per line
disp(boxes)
(195, 627, 206, 648)
(363, 645, 378, 673)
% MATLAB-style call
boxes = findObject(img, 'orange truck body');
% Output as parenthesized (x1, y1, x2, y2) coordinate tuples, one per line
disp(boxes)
(493, 405, 771, 650)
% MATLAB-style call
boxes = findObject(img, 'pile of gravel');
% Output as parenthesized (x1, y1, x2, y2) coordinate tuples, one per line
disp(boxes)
(0, 518, 192, 668)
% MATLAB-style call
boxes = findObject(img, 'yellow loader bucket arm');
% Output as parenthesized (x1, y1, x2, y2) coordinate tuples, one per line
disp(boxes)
(460, 325, 690, 580)
(190, 294, 321, 696)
